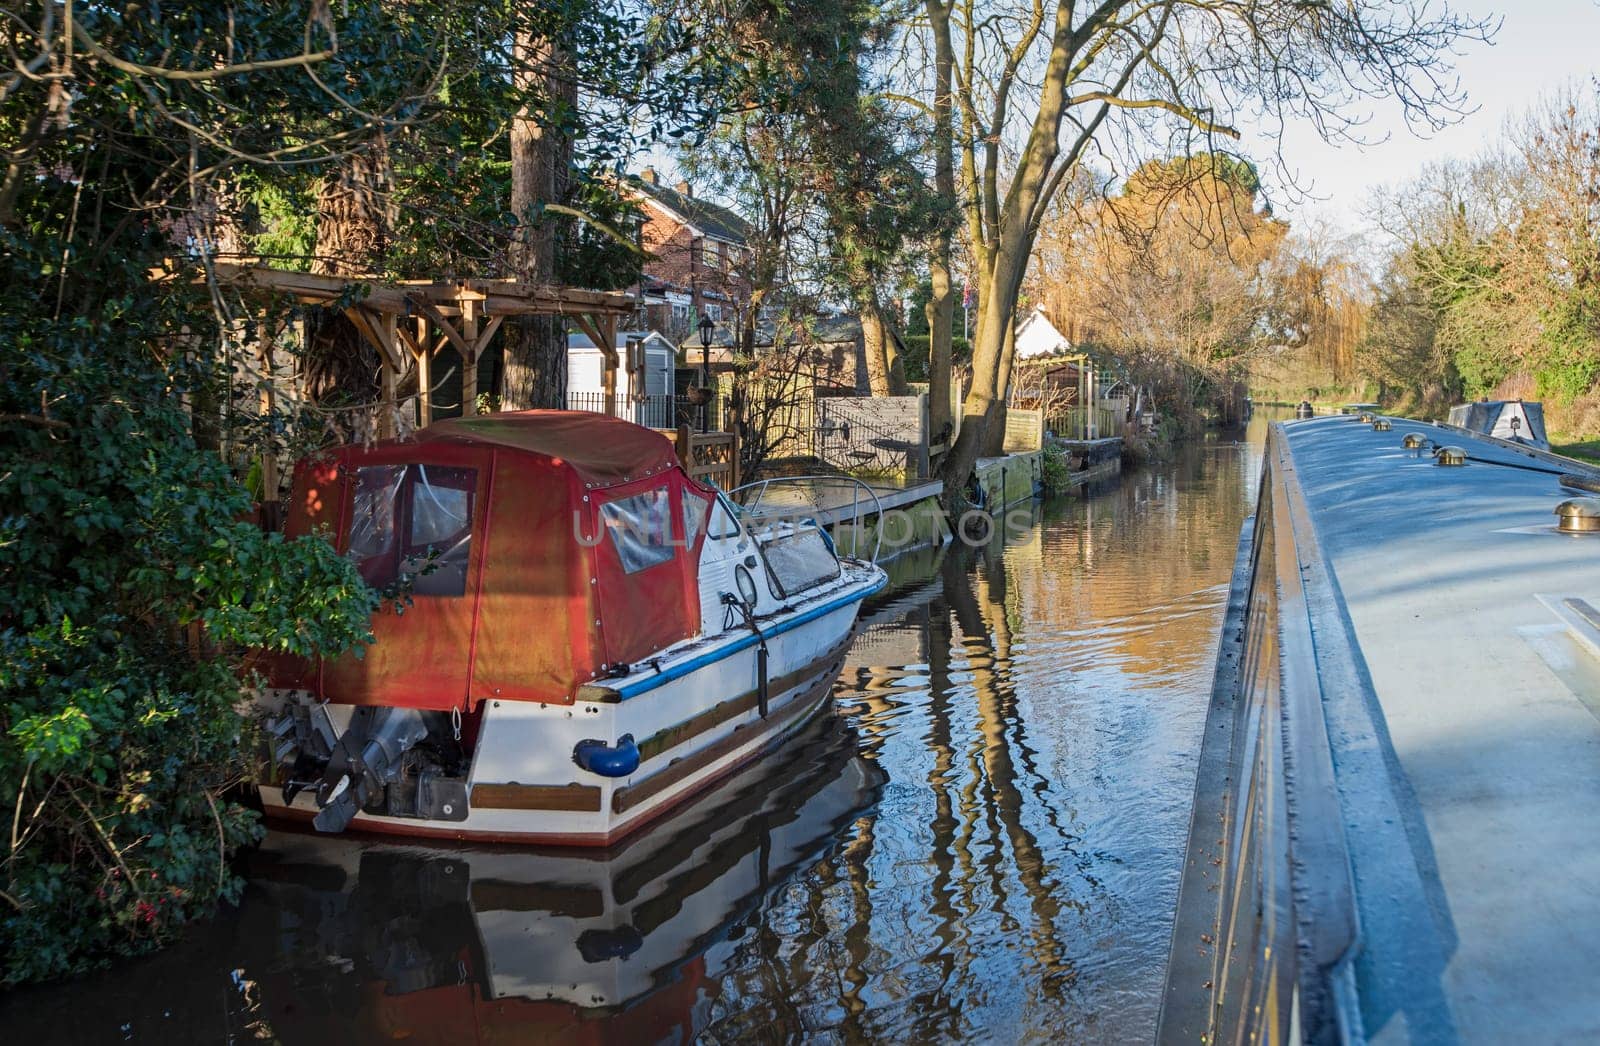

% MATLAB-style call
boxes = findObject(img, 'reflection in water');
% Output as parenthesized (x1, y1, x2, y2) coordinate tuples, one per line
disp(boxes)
(0, 420, 1271, 1043)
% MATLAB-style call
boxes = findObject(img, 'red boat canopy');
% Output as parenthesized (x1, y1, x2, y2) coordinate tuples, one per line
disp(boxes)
(417, 410, 682, 489)
(273, 411, 713, 710)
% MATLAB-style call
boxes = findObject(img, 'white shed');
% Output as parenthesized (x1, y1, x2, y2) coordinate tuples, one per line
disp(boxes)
(1014, 307, 1073, 360)
(567, 330, 679, 428)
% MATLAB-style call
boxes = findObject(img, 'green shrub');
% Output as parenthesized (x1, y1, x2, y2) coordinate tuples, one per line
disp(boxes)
(1039, 440, 1074, 493)
(0, 234, 377, 989)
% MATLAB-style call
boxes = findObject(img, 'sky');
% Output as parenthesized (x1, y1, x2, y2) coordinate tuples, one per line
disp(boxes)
(1261, 0, 1600, 232)
(646, 3, 1600, 243)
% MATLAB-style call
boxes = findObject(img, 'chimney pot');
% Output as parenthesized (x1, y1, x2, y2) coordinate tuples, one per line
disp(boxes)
(640, 167, 658, 185)
(675, 180, 692, 197)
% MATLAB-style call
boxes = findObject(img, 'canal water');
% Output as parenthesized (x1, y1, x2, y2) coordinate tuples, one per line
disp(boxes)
(0, 418, 1272, 1043)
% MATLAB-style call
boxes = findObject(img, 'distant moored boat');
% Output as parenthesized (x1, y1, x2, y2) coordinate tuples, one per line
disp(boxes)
(1446, 398, 1550, 450)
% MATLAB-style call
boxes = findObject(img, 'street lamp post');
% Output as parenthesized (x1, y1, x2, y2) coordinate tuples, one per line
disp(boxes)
(698, 314, 715, 433)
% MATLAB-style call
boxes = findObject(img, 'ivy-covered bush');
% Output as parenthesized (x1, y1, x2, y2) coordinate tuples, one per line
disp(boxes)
(0, 232, 378, 984)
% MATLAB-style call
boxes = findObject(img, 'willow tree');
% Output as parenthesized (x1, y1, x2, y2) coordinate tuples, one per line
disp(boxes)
(915, 0, 1492, 494)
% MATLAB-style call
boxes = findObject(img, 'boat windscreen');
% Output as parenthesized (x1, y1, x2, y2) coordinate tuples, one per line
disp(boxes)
(759, 524, 841, 598)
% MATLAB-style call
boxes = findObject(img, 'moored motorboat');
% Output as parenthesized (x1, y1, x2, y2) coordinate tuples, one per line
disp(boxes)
(257, 410, 885, 845)
(1447, 397, 1550, 449)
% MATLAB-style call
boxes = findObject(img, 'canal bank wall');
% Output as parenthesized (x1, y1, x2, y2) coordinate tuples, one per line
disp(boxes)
(824, 450, 1049, 562)
(976, 451, 1042, 509)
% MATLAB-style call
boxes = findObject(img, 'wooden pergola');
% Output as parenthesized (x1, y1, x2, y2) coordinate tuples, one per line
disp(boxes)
(198, 262, 636, 433)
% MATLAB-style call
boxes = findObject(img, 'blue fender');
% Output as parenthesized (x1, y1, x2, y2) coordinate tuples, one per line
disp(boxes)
(572, 733, 640, 778)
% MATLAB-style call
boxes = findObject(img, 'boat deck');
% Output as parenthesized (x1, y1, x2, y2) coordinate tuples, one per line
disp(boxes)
(1281, 415, 1600, 1041)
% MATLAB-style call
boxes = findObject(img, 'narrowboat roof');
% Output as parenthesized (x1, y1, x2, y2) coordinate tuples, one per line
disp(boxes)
(1269, 414, 1600, 1040)
(406, 409, 680, 489)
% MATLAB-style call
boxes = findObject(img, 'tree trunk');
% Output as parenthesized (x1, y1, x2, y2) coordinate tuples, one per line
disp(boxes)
(305, 136, 391, 407)
(501, 29, 574, 411)
(940, 238, 1032, 500)
(858, 293, 908, 398)
(860, 301, 893, 397)
(941, 14, 1076, 503)
(982, 321, 1016, 457)
(925, 0, 956, 446)
(311, 133, 391, 277)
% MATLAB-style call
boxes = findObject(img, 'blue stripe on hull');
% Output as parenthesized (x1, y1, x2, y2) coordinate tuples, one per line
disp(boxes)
(611, 571, 887, 701)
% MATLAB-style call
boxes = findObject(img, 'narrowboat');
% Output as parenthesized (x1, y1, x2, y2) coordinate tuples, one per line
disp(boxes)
(258, 410, 886, 845)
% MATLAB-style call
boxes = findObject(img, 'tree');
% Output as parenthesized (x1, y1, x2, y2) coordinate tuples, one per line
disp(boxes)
(1366, 87, 1600, 415)
(910, 0, 1491, 499)
(687, 0, 949, 397)
(0, 3, 423, 981)
(1029, 155, 1288, 421)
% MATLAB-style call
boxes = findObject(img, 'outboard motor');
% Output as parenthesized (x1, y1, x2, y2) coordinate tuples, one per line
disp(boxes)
(266, 698, 470, 833)
(313, 707, 430, 833)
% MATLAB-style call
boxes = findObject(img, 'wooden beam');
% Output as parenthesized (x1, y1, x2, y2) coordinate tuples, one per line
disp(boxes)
(349, 305, 402, 371)
(475, 314, 505, 354)
(414, 300, 472, 357)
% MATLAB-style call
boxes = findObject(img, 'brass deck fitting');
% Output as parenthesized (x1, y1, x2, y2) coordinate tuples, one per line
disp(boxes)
(1555, 497, 1600, 533)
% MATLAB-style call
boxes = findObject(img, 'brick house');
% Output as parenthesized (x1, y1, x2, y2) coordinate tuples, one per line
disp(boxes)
(627, 168, 754, 344)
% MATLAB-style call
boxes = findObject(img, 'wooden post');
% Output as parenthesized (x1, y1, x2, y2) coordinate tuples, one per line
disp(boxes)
(414, 316, 431, 426)
(347, 305, 402, 439)
(378, 362, 397, 439)
(599, 314, 619, 418)
(675, 423, 692, 469)
(461, 297, 480, 418)
(257, 321, 281, 530)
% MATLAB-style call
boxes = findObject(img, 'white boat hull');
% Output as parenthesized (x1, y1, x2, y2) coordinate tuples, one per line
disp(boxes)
(261, 563, 885, 845)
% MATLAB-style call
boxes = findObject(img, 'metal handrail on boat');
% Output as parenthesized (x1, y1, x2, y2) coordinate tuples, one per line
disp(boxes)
(727, 475, 885, 565)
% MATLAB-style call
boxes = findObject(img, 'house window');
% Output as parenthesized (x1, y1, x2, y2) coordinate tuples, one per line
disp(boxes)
(701, 239, 721, 270)
(704, 304, 722, 322)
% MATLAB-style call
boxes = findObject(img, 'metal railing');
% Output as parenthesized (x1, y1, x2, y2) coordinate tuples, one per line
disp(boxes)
(565, 390, 721, 430)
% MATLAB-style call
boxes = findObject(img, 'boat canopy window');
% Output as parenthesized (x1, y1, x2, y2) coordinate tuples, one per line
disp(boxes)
(682, 488, 711, 550)
(347, 464, 477, 596)
(600, 487, 677, 575)
(759, 523, 841, 598)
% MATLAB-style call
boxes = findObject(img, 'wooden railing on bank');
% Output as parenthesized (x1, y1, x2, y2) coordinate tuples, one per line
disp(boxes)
(673, 423, 740, 490)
